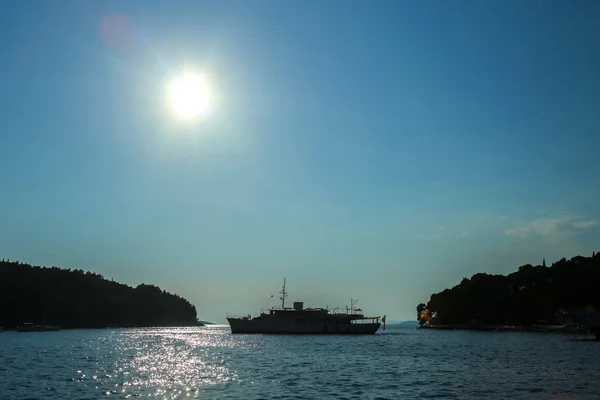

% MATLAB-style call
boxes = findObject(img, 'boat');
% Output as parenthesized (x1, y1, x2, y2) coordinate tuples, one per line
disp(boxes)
(16, 323, 60, 332)
(569, 311, 600, 339)
(16, 303, 60, 332)
(227, 279, 384, 334)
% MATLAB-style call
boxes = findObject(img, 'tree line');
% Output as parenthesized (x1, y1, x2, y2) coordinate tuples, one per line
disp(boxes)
(417, 252, 600, 327)
(0, 259, 201, 329)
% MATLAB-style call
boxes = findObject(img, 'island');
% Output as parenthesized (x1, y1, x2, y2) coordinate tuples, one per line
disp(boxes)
(0, 259, 202, 330)
(416, 252, 600, 332)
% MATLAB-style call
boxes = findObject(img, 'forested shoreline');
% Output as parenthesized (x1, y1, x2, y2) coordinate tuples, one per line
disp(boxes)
(0, 259, 201, 329)
(417, 252, 600, 327)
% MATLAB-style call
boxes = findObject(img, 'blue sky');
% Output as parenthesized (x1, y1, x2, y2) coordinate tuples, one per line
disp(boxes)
(1, 1, 599, 322)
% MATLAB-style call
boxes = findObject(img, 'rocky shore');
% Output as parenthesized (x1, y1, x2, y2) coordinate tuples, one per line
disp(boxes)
(419, 324, 585, 333)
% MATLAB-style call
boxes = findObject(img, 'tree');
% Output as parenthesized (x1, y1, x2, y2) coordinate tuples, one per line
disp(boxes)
(416, 303, 430, 326)
(0, 260, 201, 329)
(417, 253, 600, 327)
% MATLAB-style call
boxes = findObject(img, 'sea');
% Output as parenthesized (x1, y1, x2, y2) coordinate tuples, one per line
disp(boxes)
(1, 325, 599, 399)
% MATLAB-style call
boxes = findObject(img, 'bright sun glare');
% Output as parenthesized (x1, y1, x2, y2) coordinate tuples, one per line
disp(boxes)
(166, 71, 212, 122)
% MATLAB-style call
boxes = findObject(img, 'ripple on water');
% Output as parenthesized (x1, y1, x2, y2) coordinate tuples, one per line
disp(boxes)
(1, 327, 600, 399)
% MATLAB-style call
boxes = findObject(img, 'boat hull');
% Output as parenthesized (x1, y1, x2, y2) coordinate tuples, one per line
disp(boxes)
(227, 318, 380, 334)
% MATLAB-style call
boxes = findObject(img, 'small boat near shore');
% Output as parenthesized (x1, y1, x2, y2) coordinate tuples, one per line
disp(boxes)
(16, 323, 60, 332)
(568, 312, 600, 339)
(227, 279, 384, 334)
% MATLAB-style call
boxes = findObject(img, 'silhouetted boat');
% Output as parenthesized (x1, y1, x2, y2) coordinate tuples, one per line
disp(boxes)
(227, 279, 384, 334)
(569, 312, 600, 339)
(16, 323, 60, 332)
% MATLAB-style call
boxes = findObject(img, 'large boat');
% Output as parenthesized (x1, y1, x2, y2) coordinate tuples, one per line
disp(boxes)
(16, 323, 60, 332)
(227, 279, 384, 334)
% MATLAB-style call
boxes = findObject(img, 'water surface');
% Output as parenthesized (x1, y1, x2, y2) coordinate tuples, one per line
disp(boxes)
(1, 325, 599, 399)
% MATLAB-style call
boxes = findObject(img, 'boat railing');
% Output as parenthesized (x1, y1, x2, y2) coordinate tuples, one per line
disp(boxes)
(331, 306, 365, 315)
(261, 308, 283, 314)
(259, 308, 295, 315)
(227, 313, 252, 320)
(350, 316, 381, 324)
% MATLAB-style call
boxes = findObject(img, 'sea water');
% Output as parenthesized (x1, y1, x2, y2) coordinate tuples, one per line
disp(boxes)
(1, 325, 599, 399)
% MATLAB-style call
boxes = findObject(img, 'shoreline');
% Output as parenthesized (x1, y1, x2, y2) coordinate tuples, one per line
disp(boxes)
(419, 324, 587, 334)
(0, 324, 205, 332)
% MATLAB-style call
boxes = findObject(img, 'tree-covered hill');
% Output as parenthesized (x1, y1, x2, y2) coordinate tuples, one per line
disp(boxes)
(0, 259, 201, 329)
(417, 252, 600, 327)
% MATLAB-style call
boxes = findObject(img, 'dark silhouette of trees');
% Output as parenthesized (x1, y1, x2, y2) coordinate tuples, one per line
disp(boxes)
(0, 260, 201, 329)
(417, 252, 600, 326)
(416, 303, 429, 327)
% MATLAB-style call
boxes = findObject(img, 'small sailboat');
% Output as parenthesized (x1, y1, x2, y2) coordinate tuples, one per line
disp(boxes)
(16, 323, 60, 332)
(17, 304, 60, 332)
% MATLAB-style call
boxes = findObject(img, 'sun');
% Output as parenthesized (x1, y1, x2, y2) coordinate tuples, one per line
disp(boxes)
(165, 71, 212, 122)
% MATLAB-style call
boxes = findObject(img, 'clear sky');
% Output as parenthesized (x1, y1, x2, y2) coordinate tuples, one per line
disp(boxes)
(1, 1, 599, 323)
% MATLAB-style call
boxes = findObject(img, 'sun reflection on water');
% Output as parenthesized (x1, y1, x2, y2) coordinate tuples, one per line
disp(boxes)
(3, 326, 600, 399)
(73, 327, 242, 399)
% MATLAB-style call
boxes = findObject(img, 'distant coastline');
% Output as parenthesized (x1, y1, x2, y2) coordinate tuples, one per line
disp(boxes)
(0, 259, 202, 330)
(386, 320, 419, 327)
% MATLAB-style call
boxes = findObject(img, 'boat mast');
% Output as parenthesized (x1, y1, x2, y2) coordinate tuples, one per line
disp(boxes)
(279, 277, 287, 309)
